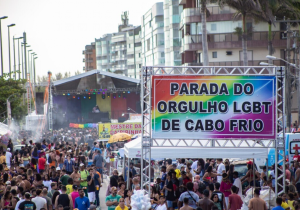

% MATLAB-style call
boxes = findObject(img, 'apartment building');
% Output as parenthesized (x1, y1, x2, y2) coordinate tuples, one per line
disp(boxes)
(164, 0, 182, 66)
(179, 0, 290, 66)
(141, 2, 165, 66)
(94, 12, 142, 78)
(82, 43, 96, 71)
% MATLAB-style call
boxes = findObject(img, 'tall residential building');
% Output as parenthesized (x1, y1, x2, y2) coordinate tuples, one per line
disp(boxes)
(164, 0, 182, 66)
(179, 1, 288, 66)
(82, 43, 96, 71)
(141, 2, 165, 66)
(95, 12, 142, 79)
(95, 34, 112, 72)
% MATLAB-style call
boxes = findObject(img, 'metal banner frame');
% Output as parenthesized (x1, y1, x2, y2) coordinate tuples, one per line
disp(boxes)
(141, 66, 285, 196)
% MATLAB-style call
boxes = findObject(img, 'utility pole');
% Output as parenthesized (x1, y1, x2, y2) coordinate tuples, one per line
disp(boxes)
(286, 21, 292, 131)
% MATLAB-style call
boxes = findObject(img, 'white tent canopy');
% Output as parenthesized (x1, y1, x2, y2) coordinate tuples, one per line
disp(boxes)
(124, 137, 268, 159)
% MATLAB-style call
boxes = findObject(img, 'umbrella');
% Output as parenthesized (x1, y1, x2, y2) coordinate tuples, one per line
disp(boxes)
(108, 133, 131, 143)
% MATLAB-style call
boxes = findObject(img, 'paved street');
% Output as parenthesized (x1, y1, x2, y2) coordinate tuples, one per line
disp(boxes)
(99, 176, 109, 210)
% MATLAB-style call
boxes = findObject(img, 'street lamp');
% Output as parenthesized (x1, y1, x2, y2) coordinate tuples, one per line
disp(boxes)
(7, 23, 15, 78)
(33, 57, 38, 84)
(259, 62, 275, 66)
(127, 107, 137, 113)
(31, 52, 36, 82)
(14, 37, 23, 80)
(27, 49, 32, 80)
(0, 16, 8, 77)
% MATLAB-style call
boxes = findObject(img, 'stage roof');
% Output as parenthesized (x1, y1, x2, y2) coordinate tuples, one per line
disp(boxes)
(53, 70, 140, 91)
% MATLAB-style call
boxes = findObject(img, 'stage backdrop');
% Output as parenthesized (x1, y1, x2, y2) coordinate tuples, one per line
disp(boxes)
(96, 94, 111, 118)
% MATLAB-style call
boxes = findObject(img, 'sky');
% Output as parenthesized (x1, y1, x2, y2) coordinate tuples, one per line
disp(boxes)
(0, 0, 161, 79)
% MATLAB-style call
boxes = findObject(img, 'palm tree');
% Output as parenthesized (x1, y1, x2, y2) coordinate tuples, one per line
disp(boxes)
(201, 0, 209, 66)
(218, 0, 264, 66)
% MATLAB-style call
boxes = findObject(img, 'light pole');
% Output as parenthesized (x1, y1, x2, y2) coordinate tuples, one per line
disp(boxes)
(33, 56, 37, 84)
(15, 37, 23, 80)
(7, 23, 15, 78)
(31, 52, 36, 82)
(0, 16, 8, 77)
(27, 49, 32, 80)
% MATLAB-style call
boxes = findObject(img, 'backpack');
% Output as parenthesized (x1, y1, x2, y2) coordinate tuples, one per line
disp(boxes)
(89, 150, 94, 160)
(48, 155, 52, 163)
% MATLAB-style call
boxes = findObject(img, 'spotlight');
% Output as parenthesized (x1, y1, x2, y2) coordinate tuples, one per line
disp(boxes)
(113, 93, 116, 99)
(107, 93, 110, 98)
(63, 93, 65, 96)
(100, 89, 102, 91)
(123, 91, 125, 93)
(73, 96, 75, 99)
(105, 89, 107, 91)
(83, 96, 86, 99)
(102, 93, 105, 99)
(88, 92, 91, 95)
(85, 89, 88, 92)
(88, 97, 91, 99)
(94, 89, 97, 91)
(90, 89, 93, 91)
(128, 91, 130, 93)
(102, 92, 105, 94)
(97, 92, 100, 94)
(93, 92, 96, 94)
(123, 93, 126, 98)
(67, 93, 70, 96)
(118, 92, 121, 98)
(77, 96, 80, 99)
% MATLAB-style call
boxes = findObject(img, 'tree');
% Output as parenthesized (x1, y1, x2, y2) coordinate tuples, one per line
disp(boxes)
(201, 0, 209, 66)
(74, 70, 81, 75)
(55, 73, 63, 80)
(218, 0, 264, 65)
(0, 78, 27, 122)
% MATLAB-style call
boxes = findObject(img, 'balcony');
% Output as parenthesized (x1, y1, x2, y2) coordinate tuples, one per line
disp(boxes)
(181, 32, 287, 52)
(82, 50, 85, 55)
(180, 6, 236, 27)
(111, 35, 126, 43)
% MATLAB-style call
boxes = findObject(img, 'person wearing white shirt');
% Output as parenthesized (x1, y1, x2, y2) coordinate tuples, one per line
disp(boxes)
(5, 149, 12, 169)
(232, 171, 243, 198)
(216, 159, 226, 183)
(32, 189, 47, 210)
(15, 192, 25, 210)
(191, 159, 198, 171)
(156, 196, 167, 210)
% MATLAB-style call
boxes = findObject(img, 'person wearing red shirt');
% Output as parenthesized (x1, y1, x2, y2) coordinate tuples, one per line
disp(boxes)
(228, 185, 243, 210)
(38, 154, 46, 173)
(294, 150, 300, 162)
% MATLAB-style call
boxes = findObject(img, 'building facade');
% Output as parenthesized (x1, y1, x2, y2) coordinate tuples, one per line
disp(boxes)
(164, 0, 182, 66)
(94, 12, 142, 79)
(141, 2, 165, 66)
(83, 43, 96, 71)
(179, 0, 288, 66)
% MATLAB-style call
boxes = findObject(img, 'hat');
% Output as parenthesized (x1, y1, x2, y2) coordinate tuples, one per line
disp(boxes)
(247, 161, 253, 165)
(6, 148, 10, 151)
(5, 181, 11, 185)
(80, 163, 85, 167)
(56, 167, 61, 171)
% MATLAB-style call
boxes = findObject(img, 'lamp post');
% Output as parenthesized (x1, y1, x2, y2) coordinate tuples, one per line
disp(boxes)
(33, 56, 38, 84)
(27, 49, 32, 80)
(7, 23, 15, 78)
(31, 52, 36, 82)
(15, 37, 23, 80)
(0, 16, 8, 77)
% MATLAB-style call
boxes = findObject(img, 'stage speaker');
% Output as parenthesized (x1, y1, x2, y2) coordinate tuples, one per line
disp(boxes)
(136, 101, 141, 113)
(36, 92, 44, 114)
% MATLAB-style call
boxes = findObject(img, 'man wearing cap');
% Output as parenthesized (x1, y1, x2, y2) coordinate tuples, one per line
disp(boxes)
(70, 166, 81, 187)
(79, 163, 89, 197)
(5, 148, 12, 169)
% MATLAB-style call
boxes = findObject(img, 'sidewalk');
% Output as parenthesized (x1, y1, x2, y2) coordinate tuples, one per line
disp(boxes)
(99, 175, 109, 210)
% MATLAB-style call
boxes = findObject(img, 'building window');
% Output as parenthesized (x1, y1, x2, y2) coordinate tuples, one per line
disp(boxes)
(149, 21, 152, 28)
(139, 64, 142, 68)
(147, 39, 150, 51)
(139, 53, 141, 58)
(212, 52, 217, 58)
(161, 52, 165, 57)
(211, 24, 217, 31)
(129, 44, 131, 48)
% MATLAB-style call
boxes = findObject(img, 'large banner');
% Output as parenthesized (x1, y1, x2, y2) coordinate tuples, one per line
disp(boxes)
(99, 123, 142, 139)
(152, 75, 276, 139)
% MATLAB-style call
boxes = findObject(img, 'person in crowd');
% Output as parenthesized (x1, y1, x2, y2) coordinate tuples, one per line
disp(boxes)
(164, 172, 175, 210)
(228, 185, 242, 210)
(178, 182, 199, 209)
(32, 189, 47, 210)
(64, 154, 75, 175)
(202, 166, 219, 186)
(87, 168, 96, 205)
(179, 197, 193, 210)
(232, 171, 242, 198)
(42, 188, 52, 210)
(248, 188, 267, 210)
(75, 188, 90, 210)
(216, 159, 226, 184)
(273, 197, 285, 210)
(156, 196, 167, 210)
(18, 192, 36, 210)
(115, 197, 129, 210)
(198, 189, 214, 210)
(54, 185, 73, 209)
(70, 185, 80, 207)
(106, 186, 122, 210)
(220, 173, 232, 207)
(211, 193, 223, 210)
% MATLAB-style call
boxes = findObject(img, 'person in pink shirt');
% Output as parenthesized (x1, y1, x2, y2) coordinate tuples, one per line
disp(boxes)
(70, 185, 80, 207)
(285, 163, 291, 181)
(220, 173, 232, 207)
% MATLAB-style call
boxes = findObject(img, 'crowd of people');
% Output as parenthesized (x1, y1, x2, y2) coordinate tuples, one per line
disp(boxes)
(1, 127, 300, 210)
